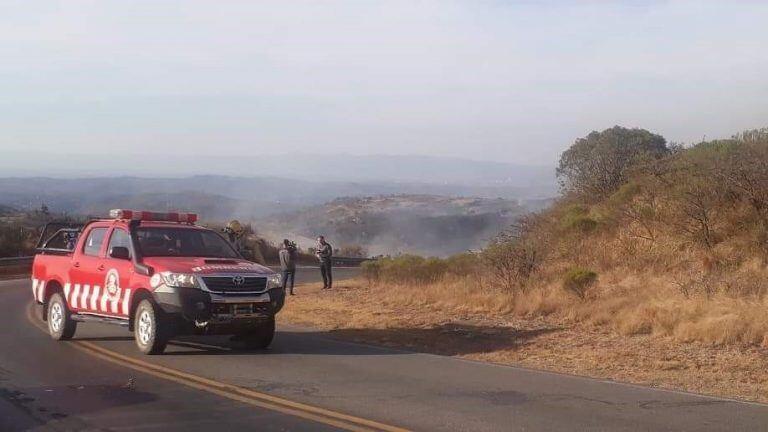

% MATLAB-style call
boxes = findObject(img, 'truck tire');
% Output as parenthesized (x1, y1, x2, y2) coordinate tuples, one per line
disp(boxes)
(48, 292, 77, 340)
(238, 317, 275, 350)
(134, 299, 169, 355)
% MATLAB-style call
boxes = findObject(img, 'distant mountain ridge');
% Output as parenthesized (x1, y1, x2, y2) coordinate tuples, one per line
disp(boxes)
(0, 172, 556, 221)
(0, 153, 556, 192)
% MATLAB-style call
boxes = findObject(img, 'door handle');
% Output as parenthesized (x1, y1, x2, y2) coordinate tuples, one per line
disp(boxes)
(97, 264, 105, 271)
(73, 262, 80, 268)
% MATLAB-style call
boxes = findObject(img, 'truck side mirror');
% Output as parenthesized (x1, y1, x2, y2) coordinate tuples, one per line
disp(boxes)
(109, 246, 131, 260)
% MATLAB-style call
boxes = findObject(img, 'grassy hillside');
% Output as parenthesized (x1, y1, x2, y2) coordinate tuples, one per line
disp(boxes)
(363, 127, 768, 347)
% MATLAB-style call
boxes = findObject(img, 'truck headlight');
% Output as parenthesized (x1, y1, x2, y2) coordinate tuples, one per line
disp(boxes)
(267, 274, 282, 289)
(158, 272, 200, 288)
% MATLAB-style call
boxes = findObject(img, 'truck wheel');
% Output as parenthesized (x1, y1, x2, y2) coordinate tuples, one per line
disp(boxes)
(134, 299, 169, 355)
(238, 317, 275, 350)
(48, 293, 77, 340)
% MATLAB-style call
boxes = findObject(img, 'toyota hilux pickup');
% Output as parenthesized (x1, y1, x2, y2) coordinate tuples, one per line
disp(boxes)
(31, 209, 283, 354)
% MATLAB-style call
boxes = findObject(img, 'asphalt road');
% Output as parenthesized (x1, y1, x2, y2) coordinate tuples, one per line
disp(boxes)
(2, 269, 768, 431)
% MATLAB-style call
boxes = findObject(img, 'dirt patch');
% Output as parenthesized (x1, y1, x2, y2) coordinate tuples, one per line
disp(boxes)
(280, 280, 768, 403)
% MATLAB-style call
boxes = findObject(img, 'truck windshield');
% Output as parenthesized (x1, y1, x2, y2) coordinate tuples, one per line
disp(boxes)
(135, 227, 239, 258)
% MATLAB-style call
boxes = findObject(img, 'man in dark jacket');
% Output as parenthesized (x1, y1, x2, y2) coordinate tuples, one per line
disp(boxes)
(315, 236, 333, 289)
(279, 239, 297, 295)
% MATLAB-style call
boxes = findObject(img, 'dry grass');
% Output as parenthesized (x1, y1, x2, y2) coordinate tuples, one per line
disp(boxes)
(280, 276, 768, 403)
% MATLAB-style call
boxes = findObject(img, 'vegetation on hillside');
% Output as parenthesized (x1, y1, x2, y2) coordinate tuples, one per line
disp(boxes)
(0, 205, 65, 257)
(363, 126, 768, 347)
(262, 194, 541, 256)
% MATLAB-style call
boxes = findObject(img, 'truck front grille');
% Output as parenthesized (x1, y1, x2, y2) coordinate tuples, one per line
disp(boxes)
(202, 276, 268, 292)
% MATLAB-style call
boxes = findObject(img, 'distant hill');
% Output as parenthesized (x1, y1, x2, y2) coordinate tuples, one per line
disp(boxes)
(0, 153, 556, 196)
(0, 204, 16, 217)
(0, 174, 555, 221)
(258, 194, 544, 256)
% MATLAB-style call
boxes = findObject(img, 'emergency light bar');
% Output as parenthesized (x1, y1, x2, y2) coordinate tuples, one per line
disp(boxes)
(109, 209, 198, 224)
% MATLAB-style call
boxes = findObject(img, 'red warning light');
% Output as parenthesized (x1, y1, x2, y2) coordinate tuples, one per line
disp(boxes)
(109, 209, 198, 223)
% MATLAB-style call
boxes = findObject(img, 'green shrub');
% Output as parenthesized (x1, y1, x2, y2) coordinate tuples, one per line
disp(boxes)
(563, 267, 598, 299)
(609, 182, 642, 206)
(361, 259, 381, 284)
(381, 255, 447, 284)
(561, 205, 599, 233)
(380, 255, 425, 283)
(481, 239, 544, 292)
(443, 253, 481, 277)
(362, 253, 479, 285)
(568, 215, 598, 232)
(419, 257, 450, 282)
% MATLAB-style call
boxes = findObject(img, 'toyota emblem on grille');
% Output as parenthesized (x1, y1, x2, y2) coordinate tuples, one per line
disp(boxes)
(232, 275, 245, 286)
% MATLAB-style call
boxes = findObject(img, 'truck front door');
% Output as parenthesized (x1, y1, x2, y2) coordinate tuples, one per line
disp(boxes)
(68, 226, 108, 313)
(101, 227, 135, 317)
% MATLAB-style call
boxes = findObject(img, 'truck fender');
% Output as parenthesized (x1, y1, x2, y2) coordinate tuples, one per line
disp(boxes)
(39, 279, 65, 322)
(128, 288, 153, 331)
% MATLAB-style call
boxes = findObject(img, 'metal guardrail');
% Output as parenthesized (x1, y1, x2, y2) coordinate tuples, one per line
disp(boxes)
(0, 256, 34, 267)
(331, 257, 372, 266)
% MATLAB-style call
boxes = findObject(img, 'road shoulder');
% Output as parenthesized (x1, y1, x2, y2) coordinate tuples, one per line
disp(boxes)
(280, 279, 768, 404)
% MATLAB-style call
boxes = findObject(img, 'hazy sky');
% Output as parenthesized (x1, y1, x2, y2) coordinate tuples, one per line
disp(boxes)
(1, 1, 767, 165)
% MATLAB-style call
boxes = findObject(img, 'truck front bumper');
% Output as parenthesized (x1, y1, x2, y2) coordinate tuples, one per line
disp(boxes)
(154, 286, 285, 324)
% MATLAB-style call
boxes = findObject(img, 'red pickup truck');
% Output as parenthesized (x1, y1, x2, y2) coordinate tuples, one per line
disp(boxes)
(31, 210, 284, 354)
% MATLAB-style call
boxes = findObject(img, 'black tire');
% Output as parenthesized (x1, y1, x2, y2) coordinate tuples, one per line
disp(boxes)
(134, 299, 169, 355)
(47, 292, 77, 340)
(237, 317, 275, 350)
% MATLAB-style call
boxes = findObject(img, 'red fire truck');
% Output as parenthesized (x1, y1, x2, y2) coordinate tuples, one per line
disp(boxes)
(31, 210, 284, 354)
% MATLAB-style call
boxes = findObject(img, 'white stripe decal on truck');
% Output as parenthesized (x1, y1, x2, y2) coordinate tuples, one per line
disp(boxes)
(31, 279, 38, 300)
(71, 284, 81, 309)
(121, 289, 132, 316)
(37, 281, 45, 303)
(64, 283, 71, 302)
(110, 294, 119, 314)
(100, 290, 109, 313)
(81, 285, 90, 310)
(90, 286, 100, 310)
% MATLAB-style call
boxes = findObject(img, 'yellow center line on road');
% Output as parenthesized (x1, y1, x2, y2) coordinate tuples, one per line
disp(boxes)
(25, 303, 410, 432)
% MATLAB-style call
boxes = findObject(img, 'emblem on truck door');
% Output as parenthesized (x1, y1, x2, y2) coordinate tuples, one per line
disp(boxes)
(105, 269, 121, 301)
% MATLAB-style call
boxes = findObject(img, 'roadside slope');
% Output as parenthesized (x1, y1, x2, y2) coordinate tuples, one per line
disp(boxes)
(280, 279, 768, 403)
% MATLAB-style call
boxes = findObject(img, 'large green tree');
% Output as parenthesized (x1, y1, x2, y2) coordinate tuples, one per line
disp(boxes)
(557, 126, 668, 198)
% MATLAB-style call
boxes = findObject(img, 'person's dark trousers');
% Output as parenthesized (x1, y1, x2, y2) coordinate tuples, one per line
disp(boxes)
(320, 261, 333, 289)
(282, 270, 295, 294)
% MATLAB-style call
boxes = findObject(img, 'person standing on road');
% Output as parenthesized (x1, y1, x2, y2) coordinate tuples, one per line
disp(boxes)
(315, 236, 333, 289)
(279, 239, 297, 295)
